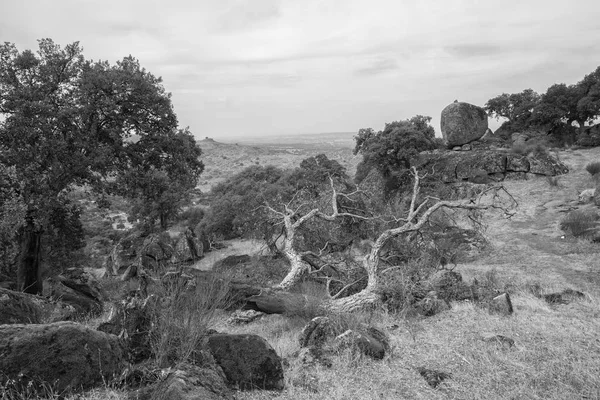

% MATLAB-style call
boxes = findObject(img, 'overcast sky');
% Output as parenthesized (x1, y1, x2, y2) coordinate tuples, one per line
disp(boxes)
(2, 0, 599, 140)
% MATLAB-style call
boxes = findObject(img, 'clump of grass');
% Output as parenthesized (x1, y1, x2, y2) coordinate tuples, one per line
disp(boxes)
(585, 161, 600, 177)
(150, 271, 234, 367)
(560, 209, 600, 240)
(0, 374, 63, 400)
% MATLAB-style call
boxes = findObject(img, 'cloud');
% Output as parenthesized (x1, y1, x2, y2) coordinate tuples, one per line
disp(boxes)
(354, 58, 399, 76)
(1, 0, 600, 138)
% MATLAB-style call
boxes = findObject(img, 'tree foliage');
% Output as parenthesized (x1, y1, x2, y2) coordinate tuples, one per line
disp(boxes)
(201, 155, 355, 246)
(484, 89, 541, 127)
(485, 66, 600, 137)
(353, 115, 437, 183)
(114, 128, 203, 229)
(0, 39, 202, 292)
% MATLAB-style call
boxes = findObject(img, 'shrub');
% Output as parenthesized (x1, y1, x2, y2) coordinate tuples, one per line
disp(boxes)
(585, 161, 600, 176)
(560, 209, 600, 240)
(178, 206, 205, 226)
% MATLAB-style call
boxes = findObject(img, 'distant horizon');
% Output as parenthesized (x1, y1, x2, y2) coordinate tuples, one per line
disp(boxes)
(201, 116, 506, 142)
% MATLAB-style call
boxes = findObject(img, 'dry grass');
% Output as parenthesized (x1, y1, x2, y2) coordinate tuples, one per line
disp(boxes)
(60, 148, 600, 399)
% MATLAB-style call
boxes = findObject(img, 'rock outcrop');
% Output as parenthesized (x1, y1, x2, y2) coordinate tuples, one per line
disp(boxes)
(171, 227, 204, 264)
(441, 102, 488, 147)
(0, 322, 126, 393)
(414, 149, 568, 183)
(0, 287, 75, 324)
(43, 268, 105, 315)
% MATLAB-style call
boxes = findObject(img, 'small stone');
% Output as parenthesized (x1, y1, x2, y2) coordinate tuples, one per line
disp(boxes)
(411, 291, 451, 317)
(461, 144, 472, 151)
(299, 316, 334, 348)
(417, 367, 451, 388)
(335, 329, 386, 360)
(482, 334, 515, 348)
(489, 293, 513, 315)
(227, 309, 264, 324)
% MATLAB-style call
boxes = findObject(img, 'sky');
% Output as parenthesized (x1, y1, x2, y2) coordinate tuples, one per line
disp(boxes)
(1, 0, 600, 140)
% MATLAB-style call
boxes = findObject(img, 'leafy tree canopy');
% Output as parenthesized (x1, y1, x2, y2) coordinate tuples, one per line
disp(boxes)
(353, 115, 437, 183)
(484, 89, 541, 126)
(0, 39, 202, 292)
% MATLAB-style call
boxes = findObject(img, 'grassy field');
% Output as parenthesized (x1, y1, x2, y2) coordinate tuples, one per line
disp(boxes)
(69, 146, 600, 400)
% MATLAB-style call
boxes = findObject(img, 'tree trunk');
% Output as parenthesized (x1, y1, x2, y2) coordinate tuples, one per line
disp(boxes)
(273, 216, 311, 290)
(324, 289, 381, 313)
(17, 218, 43, 295)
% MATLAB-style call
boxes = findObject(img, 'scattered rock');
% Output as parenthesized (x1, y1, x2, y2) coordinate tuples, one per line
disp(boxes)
(105, 232, 145, 276)
(440, 101, 488, 147)
(206, 333, 285, 390)
(578, 188, 596, 203)
(488, 293, 513, 315)
(543, 289, 585, 305)
(417, 367, 451, 388)
(227, 309, 264, 324)
(299, 316, 334, 348)
(335, 329, 386, 360)
(171, 227, 204, 264)
(411, 291, 451, 317)
(482, 334, 515, 348)
(296, 346, 333, 368)
(141, 233, 174, 272)
(528, 152, 569, 176)
(0, 322, 126, 394)
(147, 363, 233, 400)
(97, 295, 157, 363)
(43, 273, 103, 316)
(461, 144, 472, 151)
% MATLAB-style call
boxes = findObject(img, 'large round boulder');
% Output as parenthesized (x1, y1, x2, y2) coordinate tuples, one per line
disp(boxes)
(441, 102, 488, 147)
(206, 333, 284, 390)
(0, 322, 126, 393)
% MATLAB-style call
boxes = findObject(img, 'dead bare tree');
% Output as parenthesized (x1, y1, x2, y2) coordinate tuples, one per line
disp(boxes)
(265, 167, 516, 312)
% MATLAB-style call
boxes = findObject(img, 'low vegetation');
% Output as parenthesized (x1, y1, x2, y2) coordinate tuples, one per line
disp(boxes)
(1, 39, 599, 400)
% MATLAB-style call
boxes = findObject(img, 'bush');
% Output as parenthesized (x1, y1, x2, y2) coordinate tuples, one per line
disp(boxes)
(560, 209, 600, 240)
(178, 206, 205, 226)
(585, 161, 600, 177)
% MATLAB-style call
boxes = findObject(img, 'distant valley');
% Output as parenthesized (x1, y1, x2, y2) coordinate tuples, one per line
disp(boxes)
(196, 132, 360, 192)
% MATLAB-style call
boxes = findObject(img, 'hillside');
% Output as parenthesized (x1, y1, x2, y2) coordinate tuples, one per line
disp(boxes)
(197, 134, 360, 192)
(204, 147, 600, 399)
